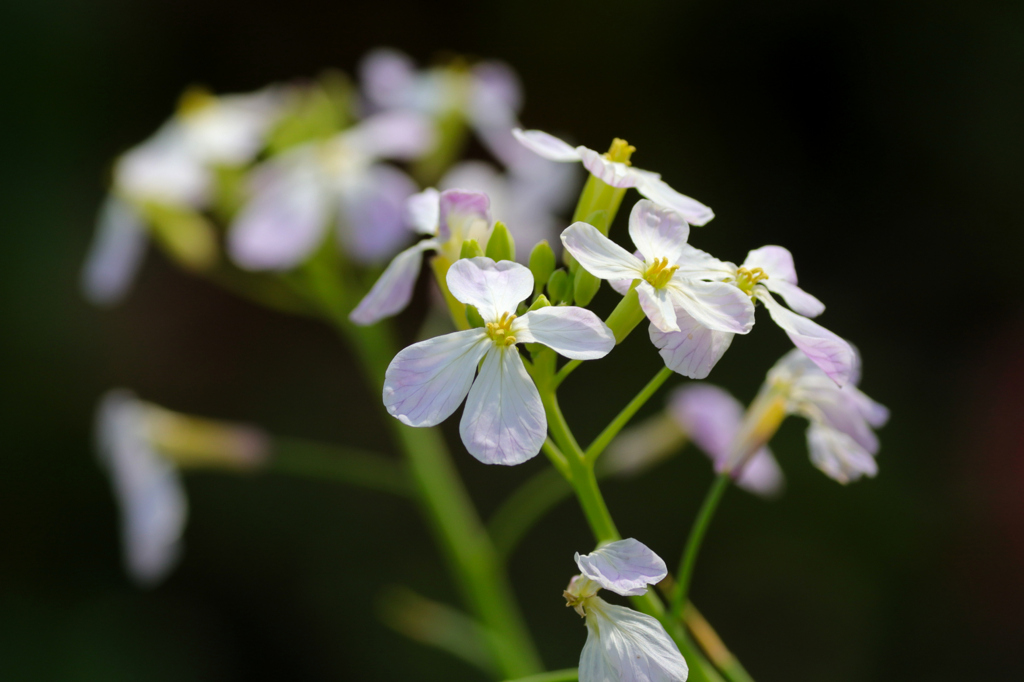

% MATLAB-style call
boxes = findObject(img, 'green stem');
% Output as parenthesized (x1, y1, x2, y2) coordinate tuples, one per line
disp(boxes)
(670, 473, 731, 619)
(584, 366, 673, 464)
(269, 437, 412, 497)
(503, 669, 579, 682)
(488, 467, 571, 560)
(683, 604, 756, 682)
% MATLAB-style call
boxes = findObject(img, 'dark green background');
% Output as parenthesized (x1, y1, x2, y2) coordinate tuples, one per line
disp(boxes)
(3, 0, 1023, 679)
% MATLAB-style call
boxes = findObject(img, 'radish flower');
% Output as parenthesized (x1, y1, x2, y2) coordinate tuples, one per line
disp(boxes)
(383, 258, 614, 465)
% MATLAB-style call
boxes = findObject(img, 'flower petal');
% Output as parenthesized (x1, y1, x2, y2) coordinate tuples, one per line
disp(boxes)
(407, 187, 440, 235)
(650, 307, 735, 379)
(806, 423, 878, 484)
(512, 128, 582, 163)
(460, 347, 545, 465)
(561, 222, 646, 281)
(734, 448, 785, 498)
(438, 189, 491, 244)
(634, 169, 715, 227)
(758, 291, 854, 387)
(637, 282, 681, 333)
(359, 48, 418, 110)
(342, 110, 435, 161)
(575, 538, 667, 596)
(666, 279, 755, 334)
(743, 246, 824, 318)
(337, 163, 418, 263)
(383, 329, 490, 427)
(81, 196, 149, 306)
(514, 307, 615, 360)
(668, 384, 745, 464)
(446, 257, 533, 321)
(580, 598, 689, 682)
(469, 61, 522, 129)
(349, 240, 436, 325)
(628, 199, 691, 265)
(577, 146, 642, 188)
(673, 244, 737, 281)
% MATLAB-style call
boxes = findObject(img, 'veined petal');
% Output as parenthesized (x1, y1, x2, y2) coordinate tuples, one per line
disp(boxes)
(765, 280, 825, 318)
(674, 244, 737, 281)
(349, 240, 436, 325)
(512, 128, 582, 162)
(628, 200, 691, 265)
(575, 539, 667, 596)
(446, 257, 533, 321)
(743, 245, 824, 318)
(580, 598, 689, 682)
(650, 307, 735, 379)
(792, 384, 880, 455)
(806, 423, 878, 484)
(383, 329, 490, 427)
(407, 187, 440, 235)
(637, 282, 680, 333)
(666, 279, 755, 334)
(513, 307, 614, 360)
(460, 347, 545, 465)
(561, 222, 646, 281)
(634, 170, 715, 227)
(81, 195, 149, 306)
(758, 291, 854, 387)
(577, 146, 641, 188)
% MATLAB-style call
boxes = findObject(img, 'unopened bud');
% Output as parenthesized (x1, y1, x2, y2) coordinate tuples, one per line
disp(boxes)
(460, 239, 484, 260)
(546, 269, 571, 304)
(528, 240, 556, 296)
(485, 221, 515, 262)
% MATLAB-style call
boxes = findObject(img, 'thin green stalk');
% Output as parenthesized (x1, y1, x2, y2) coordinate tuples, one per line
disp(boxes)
(488, 467, 571, 560)
(683, 604, 756, 682)
(584, 366, 673, 464)
(503, 669, 579, 682)
(269, 437, 412, 497)
(670, 473, 731, 619)
(552, 359, 582, 389)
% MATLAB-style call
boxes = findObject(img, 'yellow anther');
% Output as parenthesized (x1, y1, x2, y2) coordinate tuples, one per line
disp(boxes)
(644, 257, 680, 289)
(486, 312, 518, 346)
(604, 138, 636, 165)
(177, 85, 216, 117)
(734, 267, 769, 295)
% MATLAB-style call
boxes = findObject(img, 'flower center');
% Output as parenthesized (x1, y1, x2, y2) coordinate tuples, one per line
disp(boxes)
(486, 311, 517, 347)
(734, 266, 769, 295)
(644, 257, 679, 289)
(604, 138, 635, 165)
(563, 576, 600, 618)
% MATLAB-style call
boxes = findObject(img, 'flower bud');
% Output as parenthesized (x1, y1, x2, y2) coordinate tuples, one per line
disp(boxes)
(144, 203, 218, 271)
(485, 221, 515, 262)
(528, 240, 556, 296)
(527, 294, 552, 312)
(546, 269, 571, 304)
(460, 239, 484, 260)
(573, 268, 601, 306)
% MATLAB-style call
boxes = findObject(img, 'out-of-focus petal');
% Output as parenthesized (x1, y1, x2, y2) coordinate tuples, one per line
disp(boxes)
(446, 257, 533, 320)
(561, 222, 646, 281)
(469, 61, 522, 128)
(359, 48, 418, 110)
(806, 423, 878, 484)
(668, 384, 745, 463)
(759, 291, 853, 387)
(628, 200, 691, 265)
(459, 347, 545, 465)
(407, 188, 441, 235)
(514, 307, 615, 360)
(438, 189, 491, 244)
(337, 164, 419, 263)
(650, 308, 735, 379)
(734, 448, 785, 498)
(579, 598, 689, 682)
(577, 147, 641, 188)
(383, 329, 490, 427)
(81, 196, 149, 306)
(667, 279, 755, 334)
(343, 110, 436, 161)
(115, 124, 210, 207)
(574, 539, 667, 597)
(637, 282, 680, 333)
(350, 240, 436, 325)
(181, 88, 286, 165)
(512, 128, 582, 163)
(634, 170, 715, 227)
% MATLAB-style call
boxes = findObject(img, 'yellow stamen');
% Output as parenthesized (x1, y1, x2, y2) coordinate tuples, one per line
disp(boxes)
(734, 267, 769, 295)
(486, 311, 517, 346)
(604, 138, 636, 165)
(644, 257, 680, 289)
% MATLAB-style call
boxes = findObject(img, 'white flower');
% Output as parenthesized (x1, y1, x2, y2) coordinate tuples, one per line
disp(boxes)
(561, 200, 754, 336)
(648, 245, 855, 385)
(228, 110, 433, 271)
(382, 258, 614, 465)
(565, 540, 688, 682)
(513, 128, 713, 227)
(349, 188, 493, 325)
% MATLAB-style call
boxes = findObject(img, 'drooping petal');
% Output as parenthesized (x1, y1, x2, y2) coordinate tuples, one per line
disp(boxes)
(758, 291, 853, 387)
(407, 187, 440, 235)
(806, 423, 878, 484)
(446, 257, 534, 321)
(459, 347, 546, 465)
(580, 598, 689, 682)
(628, 200, 691, 265)
(514, 306, 615, 360)
(637, 282, 681, 333)
(649, 307, 735, 379)
(438, 189, 491, 244)
(574, 539, 667, 596)
(336, 163, 419, 263)
(512, 128, 582, 163)
(81, 195, 149, 306)
(666, 278, 755, 334)
(561, 222, 646, 281)
(792, 383, 880, 455)
(577, 146, 641, 188)
(343, 110, 436, 161)
(734, 448, 785, 498)
(349, 240, 436, 325)
(633, 169, 715, 227)
(668, 384, 744, 464)
(383, 329, 490, 427)
(743, 245, 824, 318)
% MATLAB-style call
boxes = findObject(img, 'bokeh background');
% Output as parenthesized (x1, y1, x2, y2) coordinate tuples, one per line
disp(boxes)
(3, 0, 1024, 679)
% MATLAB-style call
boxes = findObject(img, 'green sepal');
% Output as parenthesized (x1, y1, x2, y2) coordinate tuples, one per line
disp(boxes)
(528, 240, 556, 296)
(465, 305, 486, 328)
(573, 268, 601, 307)
(485, 221, 515, 262)
(527, 294, 551, 311)
(546, 269, 571, 304)
(460, 239, 484, 260)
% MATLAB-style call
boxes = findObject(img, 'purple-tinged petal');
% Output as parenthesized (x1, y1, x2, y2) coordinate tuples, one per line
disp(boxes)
(577, 147, 641, 188)
(469, 61, 522, 128)
(512, 128, 582, 163)
(667, 279, 755, 334)
(743, 245, 824, 318)
(350, 240, 436, 325)
(628, 199, 691, 265)
(446, 257, 533, 321)
(574, 539, 667, 596)
(561, 222, 646, 281)
(359, 48, 418, 110)
(758, 291, 853, 387)
(343, 110, 436, 161)
(337, 164, 418, 263)
(383, 329, 490, 427)
(634, 169, 715, 227)
(81, 196, 149, 306)
(650, 307, 735, 379)
(407, 188, 440, 235)
(806, 423, 878, 484)
(459, 347, 545, 466)
(438, 189, 491, 244)
(734, 448, 785, 498)
(668, 384, 744, 464)
(514, 307, 615, 360)
(579, 598, 688, 682)
(637, 282, 681, 333)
